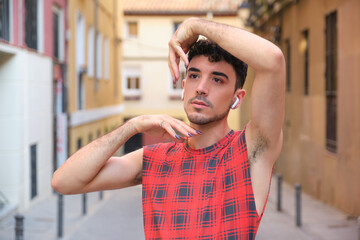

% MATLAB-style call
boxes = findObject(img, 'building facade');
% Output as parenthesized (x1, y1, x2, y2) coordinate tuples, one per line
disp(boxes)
(246, 0, 360, 216)
(67, 0, 123, 156)
(122, 0, 250, 151)
(0, 0, 67, 212)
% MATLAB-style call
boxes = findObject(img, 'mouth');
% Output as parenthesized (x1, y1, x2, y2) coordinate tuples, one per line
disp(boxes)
(191, 99, 209, 109)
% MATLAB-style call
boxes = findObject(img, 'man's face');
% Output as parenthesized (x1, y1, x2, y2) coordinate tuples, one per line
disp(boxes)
(183, 55, 238, 125)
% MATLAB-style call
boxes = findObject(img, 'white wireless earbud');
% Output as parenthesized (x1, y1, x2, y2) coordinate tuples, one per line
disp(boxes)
(231, 97, 239, 109)
(181, 89, 184, 100)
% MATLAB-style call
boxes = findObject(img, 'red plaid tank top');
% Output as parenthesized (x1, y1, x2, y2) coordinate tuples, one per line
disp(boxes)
(142, 129, 266, 239)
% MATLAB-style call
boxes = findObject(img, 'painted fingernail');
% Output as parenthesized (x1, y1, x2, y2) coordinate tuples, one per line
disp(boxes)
(196, 130, 202, 134)
(175, 134, 181, 140)
(188, 133, 194, 137)
(184, 63, 188, 69)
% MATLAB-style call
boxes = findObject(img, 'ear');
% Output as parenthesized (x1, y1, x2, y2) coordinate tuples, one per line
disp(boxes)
(231, 88, 246, 109)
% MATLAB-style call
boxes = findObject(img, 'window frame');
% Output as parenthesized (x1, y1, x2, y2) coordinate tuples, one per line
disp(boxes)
(126, 21, 138, 38)
(96, 32, 102, 80)
(325, 11, 337, 153)
(87, 26, 95, 77)
(122, 66, 142, 99)
(0, 0, 12, 42)
(52, 5, 64, 61)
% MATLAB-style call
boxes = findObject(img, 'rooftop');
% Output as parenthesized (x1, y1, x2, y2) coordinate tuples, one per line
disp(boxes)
(123, 0, 243, 15)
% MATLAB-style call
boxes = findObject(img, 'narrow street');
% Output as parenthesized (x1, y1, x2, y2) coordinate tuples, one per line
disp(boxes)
(0, 176, 357, 240)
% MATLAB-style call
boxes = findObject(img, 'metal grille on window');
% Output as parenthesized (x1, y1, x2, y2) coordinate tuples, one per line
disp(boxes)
(25, 0, 38, 50)
(325, 11, 337, 153)
(0, 0, 10, 41)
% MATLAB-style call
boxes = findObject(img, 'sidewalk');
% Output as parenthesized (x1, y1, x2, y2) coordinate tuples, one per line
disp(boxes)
(257, 176, 358, 240)
(0, 177, 358, 240)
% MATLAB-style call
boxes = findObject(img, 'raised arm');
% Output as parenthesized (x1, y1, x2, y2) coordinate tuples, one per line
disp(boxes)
(51, 115, 200, 195)
(169, 17, 285, 158)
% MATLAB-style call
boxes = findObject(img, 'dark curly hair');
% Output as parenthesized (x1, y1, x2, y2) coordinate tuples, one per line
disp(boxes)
(187, 39, 248, 90)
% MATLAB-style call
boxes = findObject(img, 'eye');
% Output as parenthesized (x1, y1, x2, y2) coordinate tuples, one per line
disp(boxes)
(213, 77, 223, 84)
(189, 73, 199, 79)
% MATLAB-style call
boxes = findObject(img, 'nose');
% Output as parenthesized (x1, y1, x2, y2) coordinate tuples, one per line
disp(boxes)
(196, 79, 208, 96)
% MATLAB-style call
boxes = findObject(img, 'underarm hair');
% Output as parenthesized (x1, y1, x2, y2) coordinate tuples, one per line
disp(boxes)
(133, 171, 142, 186)
(248, 132, 269, 166)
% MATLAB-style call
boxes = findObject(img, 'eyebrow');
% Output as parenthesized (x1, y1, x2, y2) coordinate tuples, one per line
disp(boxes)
(188, 67, 229, 80)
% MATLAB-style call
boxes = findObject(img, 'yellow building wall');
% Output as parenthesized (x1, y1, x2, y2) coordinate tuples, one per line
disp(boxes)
(246, 0, 360, 215)
(67, 0, 124, 155)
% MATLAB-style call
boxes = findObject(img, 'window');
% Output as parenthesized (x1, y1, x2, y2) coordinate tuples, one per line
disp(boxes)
(285, 39, 291, 92)
(0, 0, 10, 41)
(127, 22, 138, 38)
(123, 67, 141, 99)
(30, 144, 37, 199)
(104, 37, 109, 80)
(96, 32, 102, 79)
(124, 118, 142, 154)
(173, 22, 182, 33)
(25, 0, 38, 50)
(53, 10, 59, 58)
(127, 76, 140, 90)
(325, 11, 337, 153)
(77, 138, 82, 150)
(87, 27, 94, 77)
(53, 6, 64, 60)
(88, 133, 93, 143)
(302, 30, 309, 95)
(169, 71, 184, 99)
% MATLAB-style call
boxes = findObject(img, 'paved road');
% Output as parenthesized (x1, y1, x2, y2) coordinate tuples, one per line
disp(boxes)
(0, 177, 358, 240)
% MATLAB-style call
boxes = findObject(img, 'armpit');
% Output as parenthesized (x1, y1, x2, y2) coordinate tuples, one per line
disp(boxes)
(133, 171, 143, 185)
(248, 132, 269, 165)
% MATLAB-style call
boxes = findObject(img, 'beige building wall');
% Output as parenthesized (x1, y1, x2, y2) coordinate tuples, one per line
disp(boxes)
(122, 15, 248, 132)
(245, 0, 360, 215)
(67, 0, 124, 154)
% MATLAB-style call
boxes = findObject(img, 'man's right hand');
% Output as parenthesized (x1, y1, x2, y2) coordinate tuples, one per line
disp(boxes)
(129, 115, 201, 142)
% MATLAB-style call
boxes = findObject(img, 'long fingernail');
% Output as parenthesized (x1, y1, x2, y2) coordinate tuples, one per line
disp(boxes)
(175, 134, 181, 140)
(196, 130, 202, 134)
(188, 133, 194, 137)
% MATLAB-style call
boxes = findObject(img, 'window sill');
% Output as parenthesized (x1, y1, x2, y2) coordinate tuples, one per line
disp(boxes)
(124, 95, 141, 100)
(169, 94, 181, 100)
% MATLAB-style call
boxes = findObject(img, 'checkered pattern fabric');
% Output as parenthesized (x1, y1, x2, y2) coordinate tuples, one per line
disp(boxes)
(142, 129, 266, 239)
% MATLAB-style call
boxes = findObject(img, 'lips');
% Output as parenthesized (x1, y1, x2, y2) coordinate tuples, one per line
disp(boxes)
(192, 100, 209, 108)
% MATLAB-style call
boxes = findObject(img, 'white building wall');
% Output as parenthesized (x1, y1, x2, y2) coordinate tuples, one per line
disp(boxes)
(0, 43, 53, 212)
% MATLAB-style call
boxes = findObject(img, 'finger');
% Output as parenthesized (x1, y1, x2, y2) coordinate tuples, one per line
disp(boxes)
(172, 118, 201, 137)
(169, 50, 180, 81)
(175, 45, 189, 67)
(164, 117, 201, 138)
(168, 48, 178, 80)
(160, 121, 183, 142)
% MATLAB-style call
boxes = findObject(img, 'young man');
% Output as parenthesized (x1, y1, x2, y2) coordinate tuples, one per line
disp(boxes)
(52, 17, 285, 239)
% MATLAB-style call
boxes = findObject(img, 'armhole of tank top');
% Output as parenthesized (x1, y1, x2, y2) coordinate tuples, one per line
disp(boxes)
(242, 128, 274, 220)
(241, 125, 262, 220)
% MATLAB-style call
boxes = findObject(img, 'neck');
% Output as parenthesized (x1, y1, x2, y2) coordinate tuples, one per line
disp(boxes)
(187, 118, 231, 149)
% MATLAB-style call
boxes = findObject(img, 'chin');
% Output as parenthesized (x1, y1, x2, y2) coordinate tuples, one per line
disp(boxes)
(186, 111, 230, 126)
(187, 114, 212, 125)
